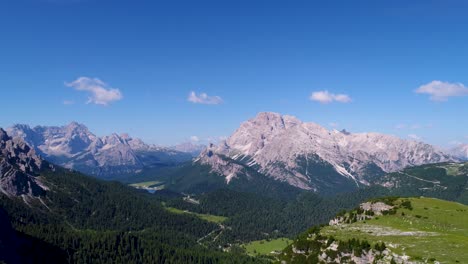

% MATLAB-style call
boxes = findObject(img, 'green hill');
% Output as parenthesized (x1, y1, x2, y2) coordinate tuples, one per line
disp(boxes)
(279, 197, 468, 263)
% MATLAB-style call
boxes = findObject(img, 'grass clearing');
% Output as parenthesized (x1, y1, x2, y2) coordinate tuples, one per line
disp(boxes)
(129, 181, 163, 188)
(321, 197, 468, 263)
(165, 206, 228, 224)
(439, 163, 466, 176)
(242, 238, 292, 256)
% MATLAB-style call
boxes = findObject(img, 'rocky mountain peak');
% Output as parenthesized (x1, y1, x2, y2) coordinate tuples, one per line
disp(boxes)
(249, 112, 301, 130)
(66, 121, 88, 130)
(198, 112, 456, 192)
(0, 128, 46, 197)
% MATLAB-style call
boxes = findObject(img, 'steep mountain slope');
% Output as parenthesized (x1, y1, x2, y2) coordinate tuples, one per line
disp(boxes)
(6, 123, 192, 179)
(194, 112, 455, 193)
(279, 197, 468, 263)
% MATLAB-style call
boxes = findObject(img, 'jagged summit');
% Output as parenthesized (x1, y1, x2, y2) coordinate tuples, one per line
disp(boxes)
(197, 112, 456, 192)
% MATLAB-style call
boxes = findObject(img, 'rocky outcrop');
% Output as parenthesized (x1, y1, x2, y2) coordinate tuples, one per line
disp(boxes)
(0, 128, 46, 197)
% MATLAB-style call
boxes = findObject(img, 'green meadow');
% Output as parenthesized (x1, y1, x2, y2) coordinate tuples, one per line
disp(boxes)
(243, 238, 293, 256)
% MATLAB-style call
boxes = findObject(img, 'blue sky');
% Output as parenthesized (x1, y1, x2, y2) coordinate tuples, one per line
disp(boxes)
(1, 0, 468, 146)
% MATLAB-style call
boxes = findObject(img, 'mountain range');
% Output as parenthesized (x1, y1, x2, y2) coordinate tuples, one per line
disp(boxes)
(3, 112, 463, 194)
(187, 112, 456, 193)
(6, 122, 204, 179)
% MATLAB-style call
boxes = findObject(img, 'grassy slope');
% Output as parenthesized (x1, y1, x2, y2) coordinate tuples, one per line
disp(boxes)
(321, 197, 468, 263)
(243, 238, 293, 256)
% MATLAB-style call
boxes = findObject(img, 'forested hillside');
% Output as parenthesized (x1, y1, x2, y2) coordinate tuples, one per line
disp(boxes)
(0, 166, 264, 264)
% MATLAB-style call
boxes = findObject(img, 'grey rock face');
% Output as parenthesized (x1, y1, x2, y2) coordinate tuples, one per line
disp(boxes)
(198, 112, 456, 191)
(0, 128, 46, 197)
(7, 123, 192, 179)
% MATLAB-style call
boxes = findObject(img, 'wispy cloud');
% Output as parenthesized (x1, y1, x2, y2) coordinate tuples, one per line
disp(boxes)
(63, 100, 75, 105)
(66, 77, 123, 106)
(188, 91, 223, 105)
(190, 136, 200, 142)
(310, 90, 352, 104)
(329, 122, 339, 128)
(415, 80, 468, 101)
(408, 134, 422, 141)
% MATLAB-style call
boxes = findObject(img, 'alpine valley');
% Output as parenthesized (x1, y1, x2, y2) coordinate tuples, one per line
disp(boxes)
(1, 113, 468, 264)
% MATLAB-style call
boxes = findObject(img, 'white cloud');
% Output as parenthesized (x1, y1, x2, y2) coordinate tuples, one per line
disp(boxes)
(449, 140, 463, 146)
(63, 100, 74, 105)
(408, 134, 422, 141)
(329, 122, 339, 128)
(65, 77, 123, 105)
(395, 124, 407, 130)
(415, 80, 468, 101)
(190, 136, 200, 142)
(310, 90, 352, 104)
(188, 91, 223, 105)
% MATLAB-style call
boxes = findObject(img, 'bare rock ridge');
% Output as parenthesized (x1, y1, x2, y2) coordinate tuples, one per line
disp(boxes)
(197, 112, 456, 192)
(6, 123, 195, 179)
(0, 128, 46, 197)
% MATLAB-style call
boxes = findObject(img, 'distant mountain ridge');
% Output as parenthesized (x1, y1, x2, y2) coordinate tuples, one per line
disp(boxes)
(450, 143, 468, 160)
(6, 122, 194, 179)
(171, 142, 206, 156)
(194, 112, 456, 193)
